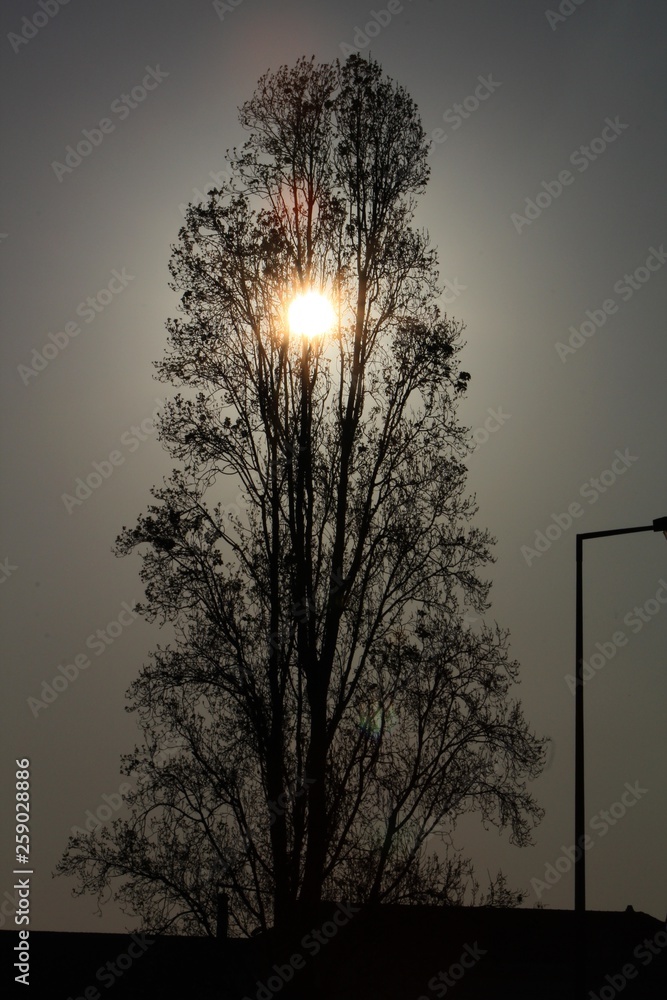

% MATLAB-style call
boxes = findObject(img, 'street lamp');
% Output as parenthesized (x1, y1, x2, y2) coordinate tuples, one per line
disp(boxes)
(574, 515, 667, 914)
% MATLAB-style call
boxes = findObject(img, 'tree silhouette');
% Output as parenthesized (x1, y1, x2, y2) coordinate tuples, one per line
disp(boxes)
(57, 55, 545, 936)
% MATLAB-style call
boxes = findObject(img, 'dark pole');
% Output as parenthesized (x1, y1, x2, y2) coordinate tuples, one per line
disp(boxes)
(574, 517, 666, 996)
(216, 891, 229, 942)
(574, 516, 667, 916)
(575, 534, 585, 912)
(575, 534, 586, 998)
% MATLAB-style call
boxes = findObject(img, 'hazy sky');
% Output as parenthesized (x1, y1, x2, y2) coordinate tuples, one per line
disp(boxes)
(1, 0, 665, 933)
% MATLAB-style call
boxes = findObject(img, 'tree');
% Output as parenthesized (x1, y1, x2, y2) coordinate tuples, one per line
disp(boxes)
(57, 55, 546, 937)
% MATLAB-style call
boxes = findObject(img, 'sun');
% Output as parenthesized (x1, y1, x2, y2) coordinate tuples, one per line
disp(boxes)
(287, 290, 335, 338)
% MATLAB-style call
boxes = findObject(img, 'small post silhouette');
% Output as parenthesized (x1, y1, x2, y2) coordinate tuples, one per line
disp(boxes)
(216, 891, 229, 942)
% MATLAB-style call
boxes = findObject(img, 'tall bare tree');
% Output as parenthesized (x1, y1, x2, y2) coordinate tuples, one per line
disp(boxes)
(58, 55, 545, 936)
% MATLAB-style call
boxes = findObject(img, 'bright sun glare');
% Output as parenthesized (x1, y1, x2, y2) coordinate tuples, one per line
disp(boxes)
(287, 290, 335, 337)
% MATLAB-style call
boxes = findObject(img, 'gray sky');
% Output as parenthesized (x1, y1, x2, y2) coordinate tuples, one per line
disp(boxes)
(1, 0, 665, 933)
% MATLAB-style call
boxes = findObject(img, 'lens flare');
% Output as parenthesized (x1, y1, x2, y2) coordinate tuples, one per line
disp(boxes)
(358, 703, 398, 741)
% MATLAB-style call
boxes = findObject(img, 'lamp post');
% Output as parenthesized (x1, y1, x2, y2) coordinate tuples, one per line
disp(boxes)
(574, 515, 667, 914)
